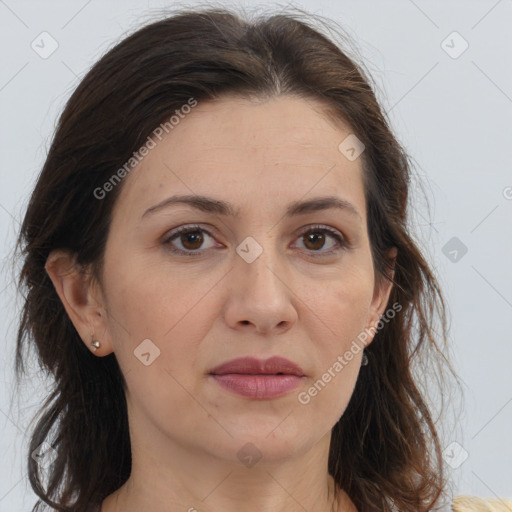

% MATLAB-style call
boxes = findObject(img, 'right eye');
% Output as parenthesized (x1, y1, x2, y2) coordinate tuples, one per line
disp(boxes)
(162, 224, 219, 256)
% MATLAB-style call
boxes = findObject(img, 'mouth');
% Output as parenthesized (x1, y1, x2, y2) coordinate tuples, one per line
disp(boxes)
(208, 356, 306, 399)
(209, 355, 305, 377)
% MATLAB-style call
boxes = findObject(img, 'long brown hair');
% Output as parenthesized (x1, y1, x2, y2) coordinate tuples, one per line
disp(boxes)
(13, 5, 459, 511)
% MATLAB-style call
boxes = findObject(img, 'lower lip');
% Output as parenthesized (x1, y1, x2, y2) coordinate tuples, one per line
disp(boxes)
(210, 374, 304, 399)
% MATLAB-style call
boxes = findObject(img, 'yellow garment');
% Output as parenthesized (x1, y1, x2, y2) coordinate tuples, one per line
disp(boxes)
(452, 495, 512, 511)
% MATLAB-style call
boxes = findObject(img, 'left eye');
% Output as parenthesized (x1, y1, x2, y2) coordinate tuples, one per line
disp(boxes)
(163, 224, 346, 257)
(294, 226, 345, 254)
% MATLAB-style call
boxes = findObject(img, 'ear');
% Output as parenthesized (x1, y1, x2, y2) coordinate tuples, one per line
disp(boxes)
(45, 249, 114, 356)
(365, 247, 397, 346)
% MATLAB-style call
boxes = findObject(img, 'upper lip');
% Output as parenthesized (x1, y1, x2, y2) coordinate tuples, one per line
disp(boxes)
(209, 356, 305, 376)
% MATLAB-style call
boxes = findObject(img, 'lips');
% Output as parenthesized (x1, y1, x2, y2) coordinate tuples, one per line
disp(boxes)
(208, 356, 306, 399)
(209, 356, 305, 377)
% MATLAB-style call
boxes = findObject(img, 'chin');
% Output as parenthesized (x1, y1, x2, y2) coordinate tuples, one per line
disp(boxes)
(210, 424, 322, 466)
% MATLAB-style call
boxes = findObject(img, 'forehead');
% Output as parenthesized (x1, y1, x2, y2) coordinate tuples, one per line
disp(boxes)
(113, 95, 367, 220)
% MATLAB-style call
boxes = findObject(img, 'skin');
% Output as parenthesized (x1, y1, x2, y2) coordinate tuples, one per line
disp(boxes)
(46, 95, 396, 512)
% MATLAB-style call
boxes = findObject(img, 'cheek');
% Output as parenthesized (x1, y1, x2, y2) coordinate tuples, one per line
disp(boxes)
(301, 265, 372, 397)
(306, 264, 374, 344)
(299, 279, 371, 427)
(102, 257, 220, 391)
(104, 253, 214, 342)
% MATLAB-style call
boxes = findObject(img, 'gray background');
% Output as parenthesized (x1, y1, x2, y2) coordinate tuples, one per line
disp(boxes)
(1, 0, 511, 509)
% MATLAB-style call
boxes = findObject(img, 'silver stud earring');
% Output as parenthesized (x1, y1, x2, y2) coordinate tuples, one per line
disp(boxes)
(90, 336, 101, 351)
(361, 350, 368, 366)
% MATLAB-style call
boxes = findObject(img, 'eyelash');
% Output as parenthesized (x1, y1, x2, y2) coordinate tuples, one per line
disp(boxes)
(162, 224, 349, 258)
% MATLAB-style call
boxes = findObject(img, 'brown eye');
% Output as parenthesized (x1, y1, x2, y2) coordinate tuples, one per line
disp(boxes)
(294, 225, 346, 256)
(163, 224, 347, 258)
(163, 225, 217, 256)
(180, 230, 203, 250)
(303, 232, 327, 251)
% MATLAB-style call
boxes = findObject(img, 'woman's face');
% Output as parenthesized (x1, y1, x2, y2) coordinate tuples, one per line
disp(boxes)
(89, 95, 393, 466)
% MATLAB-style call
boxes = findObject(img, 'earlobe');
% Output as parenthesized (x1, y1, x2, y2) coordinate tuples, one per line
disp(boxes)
(45, 249, 113, 356)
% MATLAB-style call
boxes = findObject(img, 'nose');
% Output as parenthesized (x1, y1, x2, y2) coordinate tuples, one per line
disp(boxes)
(223, 244, 298, 335)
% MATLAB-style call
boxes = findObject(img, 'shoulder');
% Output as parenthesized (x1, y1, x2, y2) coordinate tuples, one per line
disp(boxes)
(452, 495, 512, 511)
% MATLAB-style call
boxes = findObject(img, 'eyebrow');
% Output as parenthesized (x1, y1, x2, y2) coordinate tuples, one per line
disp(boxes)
(141, 194, 362, 221)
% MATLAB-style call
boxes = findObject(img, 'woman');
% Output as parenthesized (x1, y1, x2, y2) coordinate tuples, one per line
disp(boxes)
(14, 6, 457, 511)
